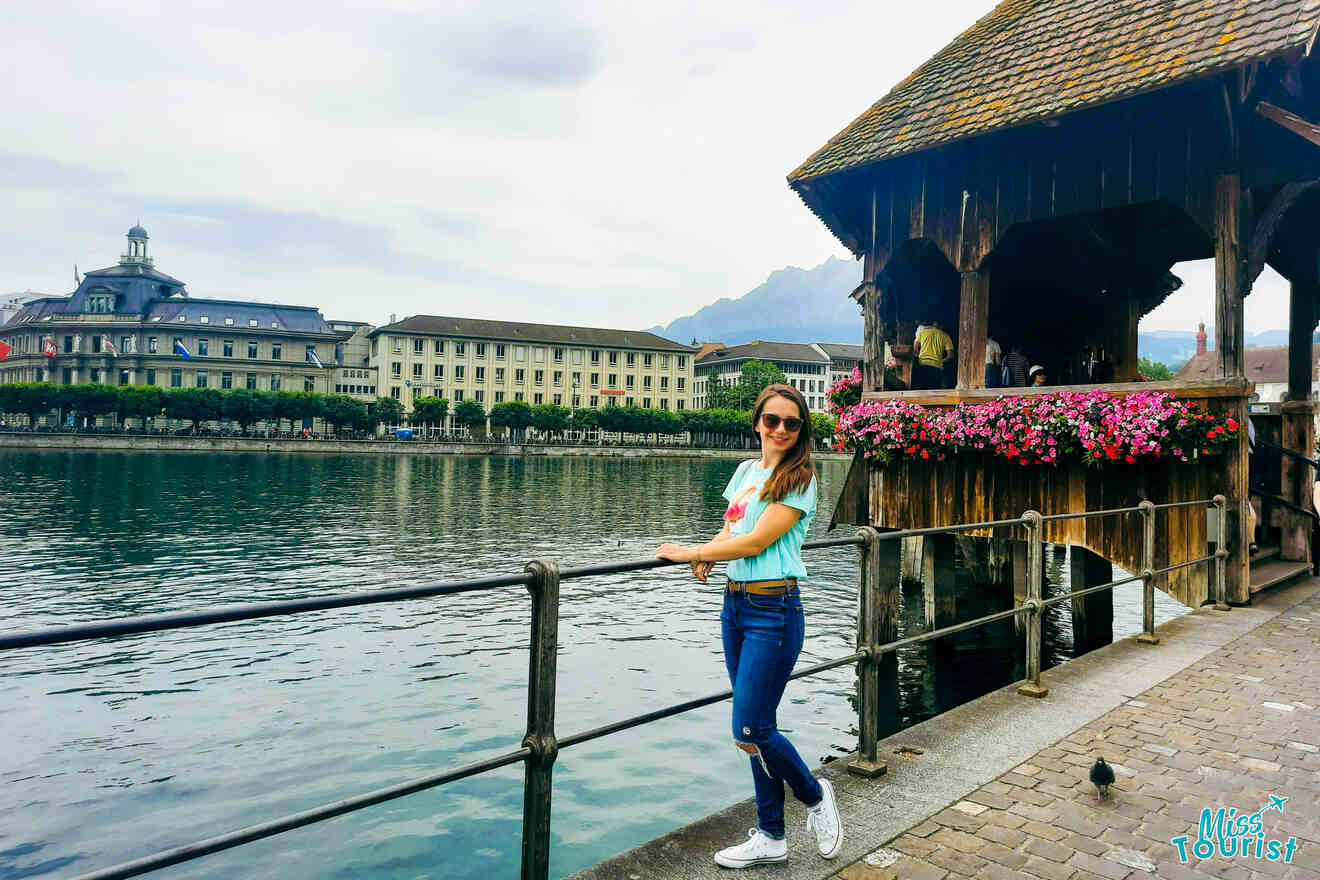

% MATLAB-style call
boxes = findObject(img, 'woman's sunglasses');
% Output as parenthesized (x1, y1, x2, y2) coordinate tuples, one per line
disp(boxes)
(760, 413, 804, 432)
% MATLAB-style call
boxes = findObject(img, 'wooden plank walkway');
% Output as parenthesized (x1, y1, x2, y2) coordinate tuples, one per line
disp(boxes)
(831, 587, 1320, 880)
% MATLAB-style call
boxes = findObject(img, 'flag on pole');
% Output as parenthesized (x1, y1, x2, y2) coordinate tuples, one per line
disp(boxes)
(43, 336, 57, 358)
(308, 350, 326, 368)
(174, 339, 192, 360)
(0, 339, 10, 362)
(103, 335, 118, 358)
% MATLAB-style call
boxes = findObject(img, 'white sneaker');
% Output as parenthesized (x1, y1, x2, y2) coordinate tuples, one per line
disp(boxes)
(713, 827, 788, 868)
(806, 778, 843, 859)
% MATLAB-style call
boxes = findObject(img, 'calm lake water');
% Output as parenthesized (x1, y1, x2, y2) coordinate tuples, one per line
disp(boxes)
(0, 450, 1190, 879)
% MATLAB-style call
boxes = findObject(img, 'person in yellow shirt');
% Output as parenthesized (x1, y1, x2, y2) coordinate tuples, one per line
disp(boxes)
(913, 319, 953, 389)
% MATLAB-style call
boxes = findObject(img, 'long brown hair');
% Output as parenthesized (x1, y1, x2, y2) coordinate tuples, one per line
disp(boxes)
(751, 384, 817, 503)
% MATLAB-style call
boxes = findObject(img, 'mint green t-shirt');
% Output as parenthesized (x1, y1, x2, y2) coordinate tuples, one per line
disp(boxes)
(721, 459, 818, 581)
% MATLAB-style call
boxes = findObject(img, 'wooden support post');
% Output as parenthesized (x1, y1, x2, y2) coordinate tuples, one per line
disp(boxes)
(1018, 511, 1049, 698)
(921, 534, 957, 631)
(1111, 293, 1142, 383)
(901, 536, 924, 585)
(956, 269, 989, 389)
(1011, 540, 1028, 636)
(1136, 502, 1160, 644)
(1283, 279, 1319, 564)
(1287, 280, 1317, 401)
(1069, 547, 1114, 656)
(521, 559, 561, 880)
(849, 527, 899, 778)
(862, 286, 885, 393)
(1215, 173, 1251, 604)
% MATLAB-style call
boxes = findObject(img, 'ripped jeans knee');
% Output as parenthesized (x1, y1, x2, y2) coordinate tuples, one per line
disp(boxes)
(734, 735, 774, 779)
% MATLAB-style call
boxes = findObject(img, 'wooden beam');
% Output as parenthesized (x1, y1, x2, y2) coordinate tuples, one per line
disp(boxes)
(1247, 182, 1320, 285)
(956, 269, 989, 389)
(1111, 292, 1141, 382)
(1288, 280, 1318, 402)
(1257, 101, 1320, 150)
(1215, 174, 1246, 378)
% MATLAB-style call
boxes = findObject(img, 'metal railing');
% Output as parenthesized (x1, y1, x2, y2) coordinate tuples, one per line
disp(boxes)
(0, 497, 1230, 880)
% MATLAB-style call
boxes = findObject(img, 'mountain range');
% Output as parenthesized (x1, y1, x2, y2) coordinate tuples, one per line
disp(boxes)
(648, 257, 1302, 371)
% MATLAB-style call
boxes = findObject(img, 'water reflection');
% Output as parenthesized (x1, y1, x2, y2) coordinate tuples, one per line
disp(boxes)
(0, 450, 1189, 879)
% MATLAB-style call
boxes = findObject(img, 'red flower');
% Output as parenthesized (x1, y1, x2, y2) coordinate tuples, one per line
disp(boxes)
(1125, 454, 1136, 463)
(1226, 418, 1239, 431)
(1206, 430, 1216, 439)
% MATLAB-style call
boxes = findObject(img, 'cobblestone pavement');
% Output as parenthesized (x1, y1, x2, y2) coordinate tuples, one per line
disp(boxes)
(831, 592, 1320, 880)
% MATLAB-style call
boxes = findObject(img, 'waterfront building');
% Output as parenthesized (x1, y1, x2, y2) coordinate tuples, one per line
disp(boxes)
(2, 292, 44, 327)
(329, 320, 379, 401)
(0, 226, 343, 402)
(693, 341, 861, 412)
(367, 315, 695, 415)
(1176, 323, 1320, 404)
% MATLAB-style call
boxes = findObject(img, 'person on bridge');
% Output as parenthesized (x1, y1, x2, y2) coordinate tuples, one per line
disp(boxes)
(655, 384, 843, 869)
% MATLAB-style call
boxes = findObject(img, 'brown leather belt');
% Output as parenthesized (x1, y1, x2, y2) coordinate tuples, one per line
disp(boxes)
(727, 578, 798, 596)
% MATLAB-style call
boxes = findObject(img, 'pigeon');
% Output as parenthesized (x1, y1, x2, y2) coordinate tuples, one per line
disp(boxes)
(1089, 757, 1116, 800)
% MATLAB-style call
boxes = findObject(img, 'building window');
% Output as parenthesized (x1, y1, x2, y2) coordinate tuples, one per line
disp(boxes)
(626, 375, 635, 390)
(534, 369, 544, 386)
(146, 368, 156, 385)
(63, 335, 73, 353)
(413, 363, 423, 378)
(553, 370, 563, 386)
(88, 368, 101, 383)
(305, 345, 317, 363)
(678, 356, 687, 369)
(572, 371, 581, 387)
(553, 347, 564, 363)
(391, 336, 401, 352)
(533, 393, 543, 404)
(626, 396, 634, 407)
(572, 394, 581, 407)
(455, 365, 465, 381)
(271, 343, 282, 360)
(246, 373, 257, 389)
(626, 353, 636, 367)
(495, 391, 505, 403)
(553, 393, 562, 405)
(196, 370, 208, 388)
(248, 342, 258, 359)
(413, 338, 424, 354)
(590, 372, 600, 387)
(475, 366, 485, 381)
(198, 339, 209, 357)
(91, 335, 102, 353)
(676, 399, 685, 410)
(643, 353, 653, 368)
(391, 362, 402, 378)
(455, 341, 466, 356)
(270, 375, 281, 391)
(533, 347, 545, 363)
(412, 386, 423, 400)
(643, 376, 652, 390)
(221, 371, 233, 389)
(475, 343, 486, 358)
(495, 367, 504, 384)
(660, 376, 668, 391)
(223, 340, 234, 357)
(608, 351, 618, 366)
(677, 377, 686, 391)
(224, 317, 234, 326)
(515, 392, 524, 402)
(515, 345, 526, 361)
(515, 368, 525, 385)
(642, 397, 651, 408)
(118, 369, 131, 386)
(454, 389, 464, 402)
(391, 386, 400, 399)
(661, 355, 670, 368)
(608, 373, 617, 388)
(591, 350, 601, 365)
(474, 390, 484, 403)
(590, 395, 599, 407)
(434, 339, 444, 355)
(305, 377, 315, 392)
(572, 349, 583, 365)
(119, 335, 132, 353)
(249, 319, 259, 328)
(660, 399, 670, 410)
(434, 364, 444, 379)
(171, 369, 183, 388)
(62, 367, 72, 384)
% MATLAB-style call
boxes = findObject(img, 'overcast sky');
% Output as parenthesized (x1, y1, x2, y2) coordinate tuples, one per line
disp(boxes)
(1, 0, 1293, 335)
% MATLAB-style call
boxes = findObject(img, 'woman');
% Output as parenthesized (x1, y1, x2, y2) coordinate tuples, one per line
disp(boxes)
(655, 384, 842, 868)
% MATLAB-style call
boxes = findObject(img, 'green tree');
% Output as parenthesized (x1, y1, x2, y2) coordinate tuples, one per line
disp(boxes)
(162, 388, 222, 431)
(410, 396, 450, 432)
(453, 399, 487, 435)
(530, 404, 570, 440)
(117, 386, 166, 428)
(14, 382, 58, 427)
(322, 395, 368, 436)
(570, 407, 598, 440)
(1138, 357, 1175, 381)
(58, 384, 120, 427)
(489, 400, 533, 441)
(222, 388, 273, 433)
(736, 360, 789, 410)
(368, 397, 406, 433)
(811, 412, 836, 448)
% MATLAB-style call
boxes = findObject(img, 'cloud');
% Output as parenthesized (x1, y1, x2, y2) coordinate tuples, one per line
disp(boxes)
(451, 14, 603, 86)
(0, 151, 118, 191)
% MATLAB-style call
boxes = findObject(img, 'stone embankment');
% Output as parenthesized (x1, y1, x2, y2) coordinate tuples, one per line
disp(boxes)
(0, 431, 852, 461)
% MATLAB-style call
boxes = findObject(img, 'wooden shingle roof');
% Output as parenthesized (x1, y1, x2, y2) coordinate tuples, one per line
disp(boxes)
(789, 0, 1320, 184)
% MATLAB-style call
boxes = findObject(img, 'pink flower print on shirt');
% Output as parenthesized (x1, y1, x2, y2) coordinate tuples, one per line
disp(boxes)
(724, 484, 758, 525)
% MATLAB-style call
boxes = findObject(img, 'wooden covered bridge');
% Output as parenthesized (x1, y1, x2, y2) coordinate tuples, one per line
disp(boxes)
(791, 0, 1320, 615)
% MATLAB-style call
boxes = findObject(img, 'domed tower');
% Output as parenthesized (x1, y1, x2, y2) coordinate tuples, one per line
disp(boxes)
(120, 223, 153, 268)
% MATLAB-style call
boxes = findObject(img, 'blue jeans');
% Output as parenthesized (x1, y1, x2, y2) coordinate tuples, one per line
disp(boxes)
(985, 364, 1001, 388)
(721, 587, 823, 839)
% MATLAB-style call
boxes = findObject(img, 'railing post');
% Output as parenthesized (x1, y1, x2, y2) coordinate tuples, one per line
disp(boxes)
(521, 559, 561, 880)
(1017, 511, 1049, 698)
(1136, 501, 1160, 644)
(848, 526, 888, 778)
(1213, 494, 1231, 611)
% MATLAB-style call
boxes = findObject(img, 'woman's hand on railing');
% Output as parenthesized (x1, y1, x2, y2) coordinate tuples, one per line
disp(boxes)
(690, 560, 715, 583)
